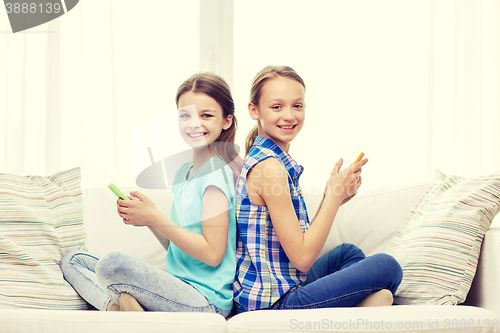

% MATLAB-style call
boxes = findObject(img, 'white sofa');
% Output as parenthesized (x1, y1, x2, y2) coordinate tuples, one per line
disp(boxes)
(1, 181, 499, 333)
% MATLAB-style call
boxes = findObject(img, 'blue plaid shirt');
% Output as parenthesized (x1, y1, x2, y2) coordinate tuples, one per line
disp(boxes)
(233, 136, 310, 312)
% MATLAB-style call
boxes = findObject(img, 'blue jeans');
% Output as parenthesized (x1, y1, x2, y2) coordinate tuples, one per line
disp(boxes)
(60, 251, 231, 317)
(271, 244, 403, 309)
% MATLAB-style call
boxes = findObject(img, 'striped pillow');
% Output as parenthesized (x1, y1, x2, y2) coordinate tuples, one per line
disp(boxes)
(385, 170, 500, 305)
(0, 167, 88, 309)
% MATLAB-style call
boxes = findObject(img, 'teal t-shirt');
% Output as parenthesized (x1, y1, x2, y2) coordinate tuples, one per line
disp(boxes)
(166, 155, 236, 311)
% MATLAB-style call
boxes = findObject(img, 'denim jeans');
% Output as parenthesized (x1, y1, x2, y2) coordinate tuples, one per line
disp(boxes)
(271, 243, 403, 309)
(60, 251, 231, 317)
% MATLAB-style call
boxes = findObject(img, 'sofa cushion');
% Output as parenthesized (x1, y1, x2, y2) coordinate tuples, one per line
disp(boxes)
(0, 167, 87, 309)
(385, 170, 500, 305)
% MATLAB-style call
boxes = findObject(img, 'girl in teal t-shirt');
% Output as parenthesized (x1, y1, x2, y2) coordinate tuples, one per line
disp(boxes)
(61, 73, 241, 317)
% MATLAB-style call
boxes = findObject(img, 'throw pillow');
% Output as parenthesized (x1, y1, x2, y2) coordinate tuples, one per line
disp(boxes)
(385, 170, 500, 305)
(0, 167, 88, 309)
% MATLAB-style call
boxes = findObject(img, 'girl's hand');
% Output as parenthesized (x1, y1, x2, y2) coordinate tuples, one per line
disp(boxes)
(116, 191, 160, 227)
(324, 158, 368, 204)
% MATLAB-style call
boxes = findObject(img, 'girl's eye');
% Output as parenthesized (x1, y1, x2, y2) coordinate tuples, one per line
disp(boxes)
(179, 114, 190, 118)
(294, 104, 303, 109)
(271, 105, 281, 110)
(201, 114, 213, 118)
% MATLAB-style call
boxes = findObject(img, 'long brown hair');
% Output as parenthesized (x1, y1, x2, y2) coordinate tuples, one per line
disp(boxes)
(176, 72, 242, 183)
(245, 65, 306, 156)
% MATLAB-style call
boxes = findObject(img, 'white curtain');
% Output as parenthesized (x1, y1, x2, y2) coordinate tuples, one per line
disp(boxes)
(428, 0, 500, 179)
(1, 15, 51, 177)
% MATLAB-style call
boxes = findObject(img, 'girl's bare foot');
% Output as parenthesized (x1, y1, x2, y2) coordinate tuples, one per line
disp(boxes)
(355, 289, 393, 307)
(106, 301, 120, 311)
(119, 293, 144, 311)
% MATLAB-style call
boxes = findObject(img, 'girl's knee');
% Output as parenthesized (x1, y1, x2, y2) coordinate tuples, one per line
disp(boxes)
(339, 243, 365, 261)
(60, 250, 86, 270)
(96, 251, 129, 280)
(381, 253, 402, 279)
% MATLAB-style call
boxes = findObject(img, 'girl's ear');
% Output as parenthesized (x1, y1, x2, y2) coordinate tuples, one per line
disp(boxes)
(248, 102, 259, 121)
(223, 114, 233, 130)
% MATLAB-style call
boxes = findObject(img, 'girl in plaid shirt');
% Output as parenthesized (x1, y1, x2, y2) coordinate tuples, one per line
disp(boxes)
(233, 66, 402, 313)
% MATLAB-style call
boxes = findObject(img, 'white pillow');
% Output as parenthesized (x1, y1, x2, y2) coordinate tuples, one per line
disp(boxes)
(385, 170, 500, 305)
(0, 167, 88, 309)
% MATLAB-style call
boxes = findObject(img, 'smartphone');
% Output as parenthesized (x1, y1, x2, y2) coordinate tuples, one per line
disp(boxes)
(108, 183, 130, 200)
(351, 152, 365, 166)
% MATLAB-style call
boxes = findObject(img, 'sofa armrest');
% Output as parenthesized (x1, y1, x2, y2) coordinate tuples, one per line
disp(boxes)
(464, 215, 500, 317)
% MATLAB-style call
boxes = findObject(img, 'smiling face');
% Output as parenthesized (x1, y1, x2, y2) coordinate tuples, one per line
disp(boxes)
(249, 76, 305, 152)
(177, 91, 233, 150)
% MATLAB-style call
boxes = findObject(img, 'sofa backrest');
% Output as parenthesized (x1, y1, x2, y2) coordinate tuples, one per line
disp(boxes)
(304, 182, 432, 257)
(83, 182, 500, 270)
(82, 183, 432, 269)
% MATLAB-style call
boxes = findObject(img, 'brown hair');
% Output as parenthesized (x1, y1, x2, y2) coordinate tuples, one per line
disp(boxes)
(245, 65, 306, 155)
(176, 72, 243, 183)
